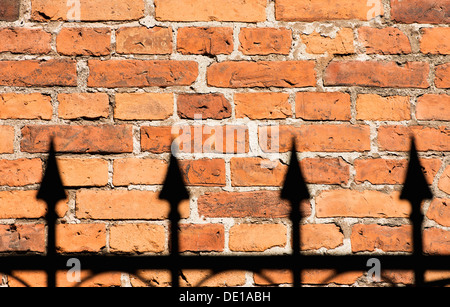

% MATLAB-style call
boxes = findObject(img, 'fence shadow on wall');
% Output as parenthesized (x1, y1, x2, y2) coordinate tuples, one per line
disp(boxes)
(0, 137, 449, 287)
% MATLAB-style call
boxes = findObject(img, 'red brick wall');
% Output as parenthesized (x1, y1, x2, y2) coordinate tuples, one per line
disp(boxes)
(0, 0, 449, 287)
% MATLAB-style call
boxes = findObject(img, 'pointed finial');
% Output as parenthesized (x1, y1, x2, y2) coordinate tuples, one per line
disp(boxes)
(37, 139, 67, 205)
(281, 139, 310, 205)
(159, 153, 189, 205)
(400, 137, 433, 203)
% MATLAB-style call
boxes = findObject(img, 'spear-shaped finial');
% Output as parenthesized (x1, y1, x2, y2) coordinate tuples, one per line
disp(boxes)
(37, 139, 67, 288)
(280, 139, 310, 287)
(159, 151, 189, 288)
(400, 137, 433, 287)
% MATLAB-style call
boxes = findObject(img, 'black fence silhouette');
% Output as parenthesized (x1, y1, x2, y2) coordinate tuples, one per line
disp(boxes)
(1, 137, 449, 287)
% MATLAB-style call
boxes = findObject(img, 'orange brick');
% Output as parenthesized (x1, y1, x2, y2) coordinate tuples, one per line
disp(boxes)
(56, 223, 106, 253)
(0, 60, 77, 87)
(230, 157, 286, 187)
(391, 0, 450, 24)
(21, 125, 133, 153)
(235, 92, 292, 119)
(377, 125, 450, 151)
(427, 199, 450, 227)
(316, 190, 411, 218)
(58, 93, 110, 119)
(116, 27, 172, 55)
(438, 165, 450, 194)
(207, 61, 316, 88)
(239, 28, 292, 55)
(180, 159, 226, 186)
(424, 228, 450, 255)
(356, 94, 411, 120)
(0, 125, 14, 153)
(0, 0, 20, 21)
(76, 189, 189, 220)
(155, 0, 266, 22)
(114, 93, 173, 120)
(177, 94, 231, 120)
(358, 27, 411, 54)
(179, 224, 224, 252)
(8, 271, 47, 287)
(180, 270, 246, 287)
(324, 61, 429, 88)
(301, 28, 354, 54)
(420, 28, 450, 55)
(31, 0, 145, 21)
(0, 93, 52, 120)
(435, 63, 450, 88)
(229, 224, 287, 252)
(0, 190, 46, 219)
(301, 224, 344, 251)
(109, 224, 165, 253)
(56, 27, 111, 56)
(302, 270, 362, 285)
(0, 28, 51, 54)
(0, 224, 45, 253)
(0, 158, 42, 187)
(295, 92, 351, 120)
(113, 158, 167, 186)
(177, 27, 233, 55)
(276, 0, 383, 21)
(351, 224, 412, 252)
(88, 60, 198, 88)
(58, 158, 109, 187)
(416, 94, 450, 121)
(259, 124, 371, 152)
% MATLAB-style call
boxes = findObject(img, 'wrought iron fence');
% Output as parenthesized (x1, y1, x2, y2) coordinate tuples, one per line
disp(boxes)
(1, 137, 449, 288)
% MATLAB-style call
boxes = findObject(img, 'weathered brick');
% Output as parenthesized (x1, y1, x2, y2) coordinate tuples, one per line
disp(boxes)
(58, 158, 109, 187)
(301, 28, 354, 54)
(76, 189, 189, 220)
(301, 158, 350, 184)
(0, 93, 52, 120)
(438, 165, 450, 194)
(177, 27, 233, 55)
(0, 158, 42, 187)
(377, 125, 450, 151)
(420, 28, 450, 55)
(57, 271, 122, 287)
(207, 61, 316, 88)
(56, 223, 106, 253)
(116, 27, 172, 55)
(109, 224, 165, 253)
(155, 0, 266, 22)
(56, 27, 111, 56)
(416, 94, 450, 120)
(391, 0, 450, 24)
(358, 27, 411, 54)
(255, 269, 362, 286)
(235, 92, 292, 119)
(112, 158, 167, 186)
(316, 190, 411, 218)
(276, 0, 383, 21)
(355, 158, 441, 185)
(180, 159, 226, 186)
(301, 224, 344, 251)
(140, 126, 173, 154)
(8, 271, 47, 287)
(230, 157, 286, 187)
(114, 93, 173, 120)
(356, 94, 411, 121)
(31, 0, 145, 21)
(427, 199, 450, 227)
(239, 28, 292, 55)
(229, 224, 287, 252)
(324, 61, 429, 88)
(0, 125, 14, 153)
(0, 0, 20, 21)
(0, 28, 51, 54)
(179, 224, 224, 252)
(57, 93, 110, 120)
(88, 60, 198, 88)
(0, 191, 46, 219)
(259, 124, 371, 153)
(180, 270, 246, 287)
(197, 191, 310, 219)
(0, 224, 45, 253)
(21, 125, 133, 153)
(0, 60, 77, 87)
(351, 224, 412, 253)
(435, 63, 450, 88)
(423, 228, 450, 255)
(295, 92, 351, 121)
(177, 94, 231, 120)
